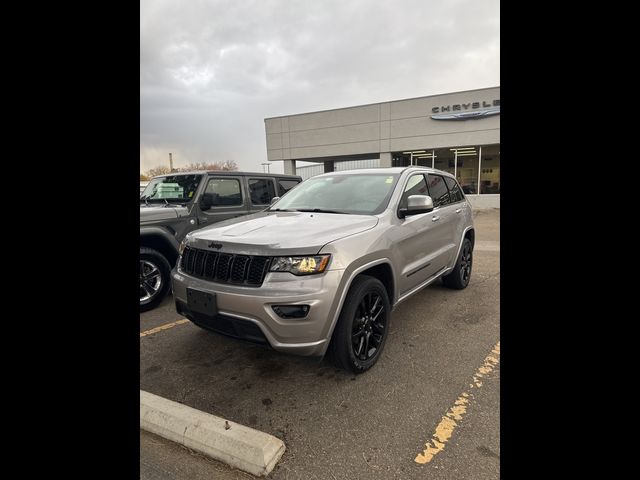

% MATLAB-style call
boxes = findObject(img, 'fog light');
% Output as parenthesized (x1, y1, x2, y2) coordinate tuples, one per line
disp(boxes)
(273, 305, 310, 319)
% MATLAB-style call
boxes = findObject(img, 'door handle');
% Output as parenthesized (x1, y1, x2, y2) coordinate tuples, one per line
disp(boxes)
(455, 209, 462, 213)
(432, 216, 440, 222)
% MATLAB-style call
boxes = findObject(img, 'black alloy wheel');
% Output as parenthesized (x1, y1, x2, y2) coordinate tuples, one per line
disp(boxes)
(327, 275, 391, 373)
(352, 291, 386, 361)
(459, 241, 472, 284)
(442, 237, 473, 290)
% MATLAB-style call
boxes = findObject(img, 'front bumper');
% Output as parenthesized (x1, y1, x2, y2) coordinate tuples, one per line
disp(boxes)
(171, 267, 345, 356)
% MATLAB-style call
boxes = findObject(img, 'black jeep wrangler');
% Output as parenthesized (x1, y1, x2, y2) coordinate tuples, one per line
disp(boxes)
(140, 171, 302, 311)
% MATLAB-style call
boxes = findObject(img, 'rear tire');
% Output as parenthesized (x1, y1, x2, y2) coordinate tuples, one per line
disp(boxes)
(442, 238, 473, 290)
(327, 275, 391, 374)
(140, 247, 172, 312)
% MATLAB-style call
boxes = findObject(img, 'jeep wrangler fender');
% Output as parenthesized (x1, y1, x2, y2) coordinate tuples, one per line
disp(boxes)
(140, 227, 181, 267)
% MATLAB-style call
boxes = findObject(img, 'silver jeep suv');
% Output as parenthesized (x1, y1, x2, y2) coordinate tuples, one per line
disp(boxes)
(171, 167, 474, 373)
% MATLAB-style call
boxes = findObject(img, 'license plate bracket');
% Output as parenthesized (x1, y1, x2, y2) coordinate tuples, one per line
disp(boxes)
(186, 288, 217, 316)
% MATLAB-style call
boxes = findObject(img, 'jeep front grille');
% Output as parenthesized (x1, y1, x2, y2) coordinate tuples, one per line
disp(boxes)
(180, 247, 271, 287)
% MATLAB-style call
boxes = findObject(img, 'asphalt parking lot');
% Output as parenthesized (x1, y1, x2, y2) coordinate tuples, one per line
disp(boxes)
(140, 208, 500, 480)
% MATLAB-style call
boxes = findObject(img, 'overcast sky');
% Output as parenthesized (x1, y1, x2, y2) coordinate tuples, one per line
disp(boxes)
(140, 0, 499, 174)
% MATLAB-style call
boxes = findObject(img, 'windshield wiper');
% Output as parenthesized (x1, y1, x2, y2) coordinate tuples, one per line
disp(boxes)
(268, 208, 296, 212)
(139, 196, 184, 207)
(294, 208, 348, 214)
(164, 199, 188, 207)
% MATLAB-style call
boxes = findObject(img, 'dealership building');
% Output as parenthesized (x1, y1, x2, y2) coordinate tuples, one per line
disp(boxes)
(264, 86, 500, 208)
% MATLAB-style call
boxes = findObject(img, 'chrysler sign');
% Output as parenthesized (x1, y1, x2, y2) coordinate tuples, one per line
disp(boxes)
(431, 99, 500, 120)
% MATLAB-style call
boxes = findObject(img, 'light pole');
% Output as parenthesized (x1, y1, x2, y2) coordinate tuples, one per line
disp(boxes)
(261, 162, 271, 173)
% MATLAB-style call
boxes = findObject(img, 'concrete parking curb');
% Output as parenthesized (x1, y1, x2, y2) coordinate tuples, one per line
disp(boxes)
(140, 390, 286, 477)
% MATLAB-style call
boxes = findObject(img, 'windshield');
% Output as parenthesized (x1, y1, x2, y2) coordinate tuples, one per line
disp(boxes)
(270, 173, 399, 215)
(140, 175, 203, 203)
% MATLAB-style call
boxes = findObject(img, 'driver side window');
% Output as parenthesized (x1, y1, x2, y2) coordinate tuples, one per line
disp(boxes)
(399, 174, 428, 210)
(203, 178, 242, 207)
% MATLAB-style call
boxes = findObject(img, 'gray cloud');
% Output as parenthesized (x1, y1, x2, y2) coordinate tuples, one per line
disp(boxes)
(140, 0, 499, 173)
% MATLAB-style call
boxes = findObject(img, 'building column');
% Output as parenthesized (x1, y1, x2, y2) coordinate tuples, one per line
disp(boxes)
(379, 152, 392, 167)
(283, 160, 296, 175)
(323, 161, 334, 173)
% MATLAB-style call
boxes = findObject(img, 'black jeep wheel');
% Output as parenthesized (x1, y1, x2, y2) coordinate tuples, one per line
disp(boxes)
(442, 238, 473, 290)
(327, 275, 391, 374)
(140, 247, 171, 312)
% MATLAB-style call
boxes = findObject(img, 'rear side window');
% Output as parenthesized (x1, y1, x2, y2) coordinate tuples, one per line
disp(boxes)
(249, 178, 276, 205)
(444, 176, 464, 203)
(203, 178, 243, 206)
(399, 174, 429, 210)
(426, 174, 451, 207)
(277, 178, 300, 196)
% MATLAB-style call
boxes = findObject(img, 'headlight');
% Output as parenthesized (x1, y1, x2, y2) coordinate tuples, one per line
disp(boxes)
(178, 238, 188, 255)
(269, 255, 331, 275)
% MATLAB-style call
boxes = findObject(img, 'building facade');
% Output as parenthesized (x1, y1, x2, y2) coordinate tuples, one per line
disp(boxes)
(264, 86, 500, 208)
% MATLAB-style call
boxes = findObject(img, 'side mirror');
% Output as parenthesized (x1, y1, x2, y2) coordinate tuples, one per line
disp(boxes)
(270, 196, 280, 205)
(199, 193, 214, 211)
(399, 195, 434, 218)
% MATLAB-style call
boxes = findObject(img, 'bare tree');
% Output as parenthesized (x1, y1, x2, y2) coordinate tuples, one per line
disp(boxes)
(219, 160, 238, 171)
(144, 160, 238, 178)
(179, 161, 238, 172)
(145, 165, 172, 177)
(179, 162, 209, 171)
(140, 174, 150, 181)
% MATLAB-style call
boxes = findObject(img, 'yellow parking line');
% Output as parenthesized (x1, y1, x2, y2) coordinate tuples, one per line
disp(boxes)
(414, 341, 500, 464)
(140, 319, 190, 338)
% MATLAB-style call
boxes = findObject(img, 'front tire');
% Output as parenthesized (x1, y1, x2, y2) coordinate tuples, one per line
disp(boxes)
(442, 238, 473, 289)
(327, 275, 391, 374)
(140, 247, 171, 312)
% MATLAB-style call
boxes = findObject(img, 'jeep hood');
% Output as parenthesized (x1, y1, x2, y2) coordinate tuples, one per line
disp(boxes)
(140, 204, 189, 223)
(188, 211, 378, 256)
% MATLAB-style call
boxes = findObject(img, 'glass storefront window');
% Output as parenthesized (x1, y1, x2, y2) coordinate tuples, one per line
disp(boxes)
(479, 144, 500, 194)
(392, 153, 410, 167)
(392, 143, 499, 194)
(452, 147, 479, 194)
(414, 151, 434, 167)
(433, 148, 455, 176)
